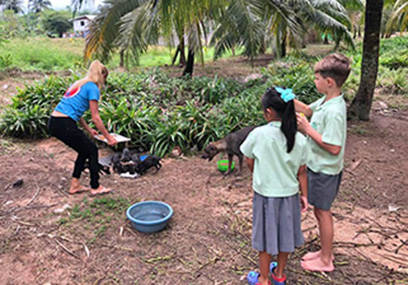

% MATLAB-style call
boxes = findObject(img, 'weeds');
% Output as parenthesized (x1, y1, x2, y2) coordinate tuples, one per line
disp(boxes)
(57, 197, 132, 243)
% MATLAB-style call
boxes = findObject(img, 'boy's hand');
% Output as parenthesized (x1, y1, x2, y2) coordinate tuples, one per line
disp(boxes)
(300, 195, 308, 213)
(297, 113, 311, 135)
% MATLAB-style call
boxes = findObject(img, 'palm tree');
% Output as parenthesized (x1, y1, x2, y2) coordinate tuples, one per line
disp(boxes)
(71, 0, 95, 15)
(211, 0, 354, 60)
(28, 0, 51, 13)
(0, 0, 23, 13)
(349, 0, 385, 121)
(386, 0, 408, 35)
(340, 0, 364, 39)
(84, 0, 227, 76)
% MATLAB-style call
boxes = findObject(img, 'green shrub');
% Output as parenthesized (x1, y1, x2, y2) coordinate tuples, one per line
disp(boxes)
(0, 65, 326, 156)
(380, 49, 408, 69)
(263, 60, 321, 104)
(0, 76, 71, 138)
(0, 53, 12, 69)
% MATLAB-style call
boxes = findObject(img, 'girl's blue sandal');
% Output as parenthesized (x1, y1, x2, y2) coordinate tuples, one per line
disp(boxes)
(247, 262, 278, 285)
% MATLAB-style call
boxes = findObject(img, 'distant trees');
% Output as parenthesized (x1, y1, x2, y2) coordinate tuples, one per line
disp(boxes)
(0, 0, 23, 13)
(0, 9, 25, 38)
(28, 0, 51, 13)
(41, 10, 72, 38)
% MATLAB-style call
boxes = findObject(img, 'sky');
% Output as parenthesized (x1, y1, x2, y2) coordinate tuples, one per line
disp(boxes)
(22, 0, 103, 11)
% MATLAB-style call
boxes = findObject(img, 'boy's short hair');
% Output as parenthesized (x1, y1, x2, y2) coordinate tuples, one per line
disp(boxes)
(314, 53, 351, 87)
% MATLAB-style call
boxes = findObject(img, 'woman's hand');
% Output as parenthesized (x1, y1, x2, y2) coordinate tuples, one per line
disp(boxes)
(300, 195, 308, 213)
(296, 112, 312, 135)
(106, 135, 118, 146)
(88, 128, 98, 137)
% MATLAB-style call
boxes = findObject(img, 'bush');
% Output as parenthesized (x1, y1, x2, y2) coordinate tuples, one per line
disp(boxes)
(0, 63, 325, 156)
(0, 76, 71, 138)
(263, 59, 321, 104)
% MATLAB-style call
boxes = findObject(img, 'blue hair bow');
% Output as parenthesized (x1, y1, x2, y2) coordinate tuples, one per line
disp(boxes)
(276, 87, 296, 103)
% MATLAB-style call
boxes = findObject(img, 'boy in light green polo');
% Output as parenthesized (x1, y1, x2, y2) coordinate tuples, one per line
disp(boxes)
(295, 53, 351, 272)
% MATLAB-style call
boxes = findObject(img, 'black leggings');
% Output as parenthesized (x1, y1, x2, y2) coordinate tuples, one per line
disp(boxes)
(48, 116, 100, 189)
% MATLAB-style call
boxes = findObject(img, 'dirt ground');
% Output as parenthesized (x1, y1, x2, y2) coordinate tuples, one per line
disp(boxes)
(0, 60, 408, 284)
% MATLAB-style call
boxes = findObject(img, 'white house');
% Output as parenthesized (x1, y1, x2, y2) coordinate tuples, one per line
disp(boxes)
(72, 15, 96, 35)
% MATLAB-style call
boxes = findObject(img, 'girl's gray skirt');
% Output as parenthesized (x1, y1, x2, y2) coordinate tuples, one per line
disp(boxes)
(252, 191, 304, 255)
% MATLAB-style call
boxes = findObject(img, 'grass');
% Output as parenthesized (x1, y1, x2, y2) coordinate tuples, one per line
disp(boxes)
(57, 197, 133, 243)
(0, 37, 84, 71)
(0, 36, 239, 71)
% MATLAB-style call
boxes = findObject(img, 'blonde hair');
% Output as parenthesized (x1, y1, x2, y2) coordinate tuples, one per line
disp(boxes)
(314, 53, 351, 87)
(71, 60, 109, 91)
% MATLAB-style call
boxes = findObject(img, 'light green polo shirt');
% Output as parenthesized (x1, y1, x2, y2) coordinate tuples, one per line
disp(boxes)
(240, 122, 307, 198)
(307, 95, 347, 175)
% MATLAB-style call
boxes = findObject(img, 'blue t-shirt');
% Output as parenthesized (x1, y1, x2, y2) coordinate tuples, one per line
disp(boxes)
(55, 81, 100, 121)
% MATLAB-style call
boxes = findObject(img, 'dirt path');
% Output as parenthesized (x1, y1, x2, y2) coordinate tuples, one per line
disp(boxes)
(0, 99, 407, 284)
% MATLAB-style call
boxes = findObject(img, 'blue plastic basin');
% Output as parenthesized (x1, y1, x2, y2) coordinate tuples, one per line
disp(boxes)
(126, 201, 173, 233)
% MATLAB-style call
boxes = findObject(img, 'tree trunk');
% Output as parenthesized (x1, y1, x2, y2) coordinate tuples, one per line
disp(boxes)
(323, 34, 329, 44)
(349, 0, 384, 121)
(171, 47, 181, 66)
(179, 39, 186, 66)
(182, 49, 194, 76)
(280, 34, 286, 58)
(119, 49, 125, 68)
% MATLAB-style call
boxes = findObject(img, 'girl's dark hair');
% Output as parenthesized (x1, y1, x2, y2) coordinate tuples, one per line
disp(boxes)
(262, 87, 297, 152)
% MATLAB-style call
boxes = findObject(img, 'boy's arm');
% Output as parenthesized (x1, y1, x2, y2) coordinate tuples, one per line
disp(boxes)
(297, 165, 308, 212)
(297, 114, 341, 155)
(245, 157, 254, 173)
(294, 99, 313, 117)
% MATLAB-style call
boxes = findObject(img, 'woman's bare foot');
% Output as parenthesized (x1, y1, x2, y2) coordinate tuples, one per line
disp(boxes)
(90, 185, 112, 196)
(69, 178, 90, 194)
(302, 250, 334, 261)
(301, 257, 334, 272)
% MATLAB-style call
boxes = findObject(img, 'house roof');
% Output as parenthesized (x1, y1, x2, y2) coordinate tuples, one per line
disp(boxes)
(71, 15, 96, 22)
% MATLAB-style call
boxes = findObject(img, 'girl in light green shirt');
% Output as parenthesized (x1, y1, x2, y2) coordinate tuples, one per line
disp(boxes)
(241, 87, 308, 285)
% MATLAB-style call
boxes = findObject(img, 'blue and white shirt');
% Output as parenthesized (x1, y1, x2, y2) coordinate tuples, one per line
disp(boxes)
(55, 81, 100, 121)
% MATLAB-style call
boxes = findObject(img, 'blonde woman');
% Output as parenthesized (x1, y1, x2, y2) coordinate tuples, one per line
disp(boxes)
(48, 60, 117, 195)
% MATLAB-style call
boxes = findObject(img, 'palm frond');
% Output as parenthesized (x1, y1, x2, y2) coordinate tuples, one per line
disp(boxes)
(386, 0, 408, 34)
(84, 0, 149, 61)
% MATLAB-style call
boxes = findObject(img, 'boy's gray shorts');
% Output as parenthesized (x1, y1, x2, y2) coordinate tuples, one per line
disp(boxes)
(307, 168, 342, 211)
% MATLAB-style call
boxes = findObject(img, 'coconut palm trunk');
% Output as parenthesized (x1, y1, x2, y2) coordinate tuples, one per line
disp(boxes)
(349, 0, 384, 121)
(172, 40, 186, 66)
(183, 49, 195, 76)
